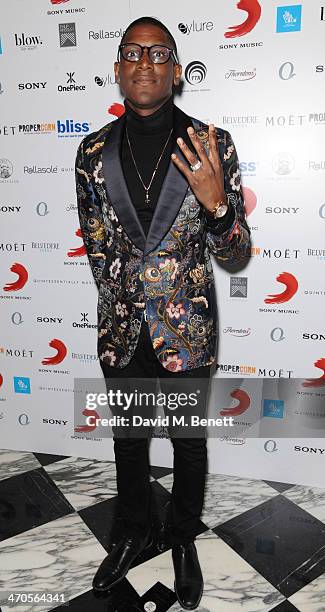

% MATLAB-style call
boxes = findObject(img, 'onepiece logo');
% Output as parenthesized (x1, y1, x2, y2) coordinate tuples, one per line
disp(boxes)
(264, 272, 298, 304)
(42, 339, 67, 365)
(302, 358, 325, 388)
(67, 228, 86, 257)
(225, 0, 262, 38)
(3, 263, 28, 291)
(220, 389, 251, 416)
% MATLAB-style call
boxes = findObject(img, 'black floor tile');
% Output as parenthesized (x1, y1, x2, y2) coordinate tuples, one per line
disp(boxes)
(0, 467, 74, 541)
(270, 600, 300, 611)
(264, 480, 296, 494)
(214, 494, 325, 598)
(150, 465, 173, 479)
(52, 579, 141, 611)
(33, 452, 70, 466)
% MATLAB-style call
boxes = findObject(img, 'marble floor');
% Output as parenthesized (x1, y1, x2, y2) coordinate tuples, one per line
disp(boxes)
(0, 450, 325, 611)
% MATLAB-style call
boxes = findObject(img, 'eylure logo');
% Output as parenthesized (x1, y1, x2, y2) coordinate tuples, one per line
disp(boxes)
(178, 20, 214, 35)
(184, 61, 207, 85)
(276, 5, 302, 33)
(57, 119, 90, 137)
(15, 32, 43, 50)
(94, 74, 117, 87)
(225, 0, 262, 38)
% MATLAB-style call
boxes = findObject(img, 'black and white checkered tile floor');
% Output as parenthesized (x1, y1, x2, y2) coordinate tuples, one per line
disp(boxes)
(0, 449, 325, 611)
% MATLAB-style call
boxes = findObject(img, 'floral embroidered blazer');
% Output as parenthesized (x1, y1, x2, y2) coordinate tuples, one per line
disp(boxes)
(75, 105, 251, 372)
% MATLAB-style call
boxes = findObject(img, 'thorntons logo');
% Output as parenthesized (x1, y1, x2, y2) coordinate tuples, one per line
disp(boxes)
(225, 68, 256, 80)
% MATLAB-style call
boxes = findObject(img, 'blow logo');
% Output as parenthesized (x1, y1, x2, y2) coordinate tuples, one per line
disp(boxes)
(3, 263, 28, 291)
(67, 229, 86, 257)
(57, 119, 90, 137)
(264, 272, 298, 304)
(225, 0, 262, 38)
(42, 339, 67, 365)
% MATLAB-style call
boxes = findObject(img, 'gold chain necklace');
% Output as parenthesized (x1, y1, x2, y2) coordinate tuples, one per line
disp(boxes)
(126, 126, 173, 205)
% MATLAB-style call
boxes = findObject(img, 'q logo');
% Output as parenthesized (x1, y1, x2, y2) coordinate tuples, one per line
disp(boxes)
(67, 228, 86, 257)
(264, 439, 278, 452)
(3, 263, 28, 292)
(220, 389, 250, 416)
(42, 339, 67, 365)
(302, 358, 325, 388)
(319, 204, 325, 219)
(270, 327, 285, 342)
(225, 0, 262, 38)
(18, 413, 30, 426)
(11, 312, 23, 325)
(279, 61, 296, 80)
(185, 61, 207, 85)
(264, 272, 298, 304)
(36, 202, 49, 216)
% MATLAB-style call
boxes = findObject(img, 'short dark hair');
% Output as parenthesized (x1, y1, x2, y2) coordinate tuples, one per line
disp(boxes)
(121, 16, 178, 58)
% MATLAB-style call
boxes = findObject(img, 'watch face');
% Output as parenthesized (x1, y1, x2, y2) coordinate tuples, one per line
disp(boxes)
(214, 204, 228, 218)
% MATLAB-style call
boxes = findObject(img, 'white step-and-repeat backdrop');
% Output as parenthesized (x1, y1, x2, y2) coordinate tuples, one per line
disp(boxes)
(1, 0, 324, 487)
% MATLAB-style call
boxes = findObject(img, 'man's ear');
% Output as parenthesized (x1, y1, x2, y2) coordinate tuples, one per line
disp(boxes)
(173, 63, 182, 86)
(114, 61, 120, 84)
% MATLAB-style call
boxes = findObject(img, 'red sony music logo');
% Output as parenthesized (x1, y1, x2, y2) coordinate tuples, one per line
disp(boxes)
(220, 389, 250, 416)
(42, 339, 67, 365)
(67, 228, 86, 257)
(225, 0, 262, 38)
(3, 263, 28, 291)
(75, 408, 100, 432)
(0, 373, 3, 388)
(264, 272, 298, 304)
(108, 103, 125, 117)
(50, 0, 70, 4)
(302, 359, 325, 388)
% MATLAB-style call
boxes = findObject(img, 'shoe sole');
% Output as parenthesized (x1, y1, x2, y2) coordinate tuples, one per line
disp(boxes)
(173, 580, 203, 611)
(93, 537, 153, 593)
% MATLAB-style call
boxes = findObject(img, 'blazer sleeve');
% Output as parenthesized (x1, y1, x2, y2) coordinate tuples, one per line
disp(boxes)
(75, 139, 107, 289)
(204, 129, 251, 263)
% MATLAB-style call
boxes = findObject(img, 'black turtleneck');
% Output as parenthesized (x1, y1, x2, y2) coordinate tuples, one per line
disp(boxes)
(121, 96, 175, 236)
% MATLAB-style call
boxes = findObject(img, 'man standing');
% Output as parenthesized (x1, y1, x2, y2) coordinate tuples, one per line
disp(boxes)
(75, 16, 250, 610)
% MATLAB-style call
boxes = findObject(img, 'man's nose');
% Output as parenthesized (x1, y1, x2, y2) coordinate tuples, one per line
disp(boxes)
(137, 47, 153, 69)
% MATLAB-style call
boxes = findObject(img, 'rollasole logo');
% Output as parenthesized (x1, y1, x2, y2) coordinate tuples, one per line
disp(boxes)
(57, 119, 90, 136)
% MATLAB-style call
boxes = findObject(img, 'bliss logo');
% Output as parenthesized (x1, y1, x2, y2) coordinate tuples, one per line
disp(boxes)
(57, 119, 90, 137)
(276, 5, 302, 33)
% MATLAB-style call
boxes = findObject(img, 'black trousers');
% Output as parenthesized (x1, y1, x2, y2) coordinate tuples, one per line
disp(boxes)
(100, 320, 211, 546)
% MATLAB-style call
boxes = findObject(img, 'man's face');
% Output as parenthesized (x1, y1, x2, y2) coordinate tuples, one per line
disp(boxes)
(114, 23, 182, 115)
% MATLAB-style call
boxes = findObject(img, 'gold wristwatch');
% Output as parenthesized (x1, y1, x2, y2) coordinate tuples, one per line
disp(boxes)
(207, 199, 229, 219)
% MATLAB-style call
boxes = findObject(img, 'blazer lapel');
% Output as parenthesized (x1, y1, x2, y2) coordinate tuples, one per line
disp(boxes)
(144, 106, 195, 256)
(102, 114, 146, 252)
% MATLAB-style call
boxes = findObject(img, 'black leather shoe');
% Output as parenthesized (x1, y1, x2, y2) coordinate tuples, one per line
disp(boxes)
(172, 542, 203, 610)
(93, 531, 152, 592)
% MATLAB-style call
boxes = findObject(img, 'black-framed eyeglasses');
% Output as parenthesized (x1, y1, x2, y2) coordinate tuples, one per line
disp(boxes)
(117, 43, 179, 64)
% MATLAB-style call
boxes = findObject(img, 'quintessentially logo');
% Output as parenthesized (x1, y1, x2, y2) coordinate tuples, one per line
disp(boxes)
(13, 376, 31, 394)
(302, 359, 325, 388)
(264, 272, 298, 304)
(276, 5, 302, 33)
(220, 389, 250, 416)
(41, 339, 67, 365)
(3, 263, 28, 291)
(67, 229, 87, 257)
(59, 23, 76, 47)
(230, 276, 248, 298)
(0, 158, 13, 179)
(225, 0, 262, 38)
(184, 61, 207, 85)
(263, 399, 285, 418)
